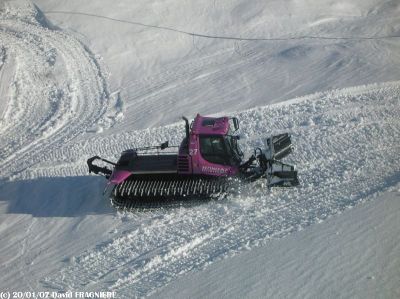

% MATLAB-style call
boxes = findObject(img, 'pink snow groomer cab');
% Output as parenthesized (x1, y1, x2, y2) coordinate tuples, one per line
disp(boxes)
(177, 114, 242, 177)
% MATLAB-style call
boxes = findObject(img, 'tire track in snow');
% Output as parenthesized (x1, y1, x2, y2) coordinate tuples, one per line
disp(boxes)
(0, 2, 115, 180)
(41, 82, 400, 297)
(0, 46, 10, 120)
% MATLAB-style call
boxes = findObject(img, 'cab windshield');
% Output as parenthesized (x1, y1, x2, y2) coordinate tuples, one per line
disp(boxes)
(224, 135, 243, 163)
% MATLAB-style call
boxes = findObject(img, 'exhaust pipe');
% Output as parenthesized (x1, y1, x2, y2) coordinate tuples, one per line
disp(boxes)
(182, 116, 190, 151)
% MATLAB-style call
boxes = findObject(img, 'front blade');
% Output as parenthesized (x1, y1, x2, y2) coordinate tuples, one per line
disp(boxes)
(267, 133, 293, 160)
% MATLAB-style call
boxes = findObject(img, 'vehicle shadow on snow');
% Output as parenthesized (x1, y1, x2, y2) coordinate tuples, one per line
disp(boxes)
(0, 176, 115, 217)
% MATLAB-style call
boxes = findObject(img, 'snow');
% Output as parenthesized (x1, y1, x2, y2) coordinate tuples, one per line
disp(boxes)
(0, 0, 399, 298)
(34, 0, 400, 130)
(152, 186, 400, 299)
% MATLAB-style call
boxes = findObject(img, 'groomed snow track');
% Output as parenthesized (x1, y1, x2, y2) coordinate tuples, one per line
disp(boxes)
(40, 82, 400, 298)
(0, 1, 113, 179)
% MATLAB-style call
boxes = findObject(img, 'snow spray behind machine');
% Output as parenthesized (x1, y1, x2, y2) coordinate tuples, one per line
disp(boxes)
(88, 114, 299, 208)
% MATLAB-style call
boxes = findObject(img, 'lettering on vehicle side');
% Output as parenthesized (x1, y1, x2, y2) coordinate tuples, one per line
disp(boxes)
(201, 166, 228, 174)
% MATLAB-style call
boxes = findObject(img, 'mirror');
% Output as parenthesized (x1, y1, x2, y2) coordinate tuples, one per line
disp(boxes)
(232, 117, 239, 131)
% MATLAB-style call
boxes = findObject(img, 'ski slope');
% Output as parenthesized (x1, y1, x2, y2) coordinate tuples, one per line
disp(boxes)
(152, 186, 400, 299)
(0, 0, 399, 298)
(36, 82, 399, 297)
(0, 1, 123, 181)
(35, 0, 400, 130)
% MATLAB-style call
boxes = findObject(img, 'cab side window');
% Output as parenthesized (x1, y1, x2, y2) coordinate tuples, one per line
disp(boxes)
(199, 136, 227, 165)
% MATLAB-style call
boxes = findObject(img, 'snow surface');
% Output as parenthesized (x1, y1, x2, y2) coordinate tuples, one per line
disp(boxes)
(35, 0, 400, 129)
(0, 0, 399, 298)
(152, 185, 400, 299)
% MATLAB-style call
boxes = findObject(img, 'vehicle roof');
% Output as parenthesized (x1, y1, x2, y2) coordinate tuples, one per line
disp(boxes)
(191, 114, 230, 135)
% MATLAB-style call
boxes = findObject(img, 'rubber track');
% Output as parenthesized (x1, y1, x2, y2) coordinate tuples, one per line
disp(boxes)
(110, 177, 236, 210)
